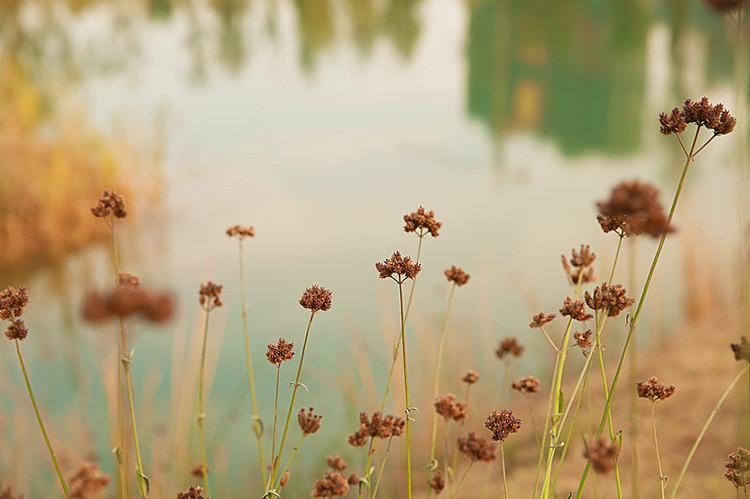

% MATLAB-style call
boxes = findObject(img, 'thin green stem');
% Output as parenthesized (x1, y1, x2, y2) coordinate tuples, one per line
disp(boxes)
(627, 238, 639, 499)
(501, 443, 510, 499)
(267, 365, 281, 491)
(533, 350, 560, 497)
(359, 437, 376, 499)
(15, 339, 70, 495)
(670, 365, 750, 499)
(404, 235, 424, 322)
(197, 309, 213, 497)
(651, 403, 666, 499)
(429, 284, 457, 467)
(452, 461, 474, 499)
(371, 436, 394, 499)
(274, 434, 305, 490)
(398, 282, 413, 499)
(123, 353, 149, 497)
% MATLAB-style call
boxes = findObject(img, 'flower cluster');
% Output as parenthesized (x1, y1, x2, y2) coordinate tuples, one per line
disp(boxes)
(584, 283, 634, 318)
(457, 432, 497, 462)
(636, 377, 676, 402)
(725, 448, 750, 488)
(375, 251, 421, 283)
(311, 471, 349, 497)
(444, 266, 470, 286)
(484, 409, 522, 441)
(428, 471, 445, 494)
(298, 407, 323, 435)
(67, 462, 110, 499)
(731, 337, 750, 362)
(434, 393, 469, 422)
(82, 286, 175, 324)
(561, 245, 597, 284)
(226, 225, 255, 239)
(0, 485, 21, 499)
(560, 297, 593, 322)
(574, 329, 593, 350)
(596, 181, 672, 238)
(299, 285, 333, 312)
(495, 337, 524, 360)
(91, 190, 127, 219)
(583, 437, 620, 474)
(0, 286, 29, 320)
(529, 312, 555, 329)
(4, 319, 28, 341)
(177, 486, 207, 499)
(347, 411, 405, 446)
(325, 455, 347, 472)
(511, 376, 540, 394)
(659, 97, 736, 136)
(198, 281, 223, 311)
(266, 339, 295, 365)
(403, 206, 442, 237)
(462, 370, 479, 385)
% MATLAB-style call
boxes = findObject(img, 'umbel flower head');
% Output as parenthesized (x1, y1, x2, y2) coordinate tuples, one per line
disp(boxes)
(560, 297, 593, 322)
(198, 281, 223, 311)
(67, 462, 110, 499)
(82, 286, 175, 324)
(462, 370, 479, 385)
(375, 251, 421, 283)
(529, 312, 555, 329)
(495, 337, 524, 360)
(177, 486, 207, 499)
(0, 286, 29, 320)
(457, 432, 497, 462)
(91, 190, 127, 219)
(298, 407, 323, 435)
(311, 471, 350, 497)
(226, 224, 255, 239)
(191, 463, 207, 477)
(347, 411, 405, 446)
(659, 97, 736, 136)
(583, 437, 620, 474)
(637, 377, 676, 402)
(584, 283, 634, 318)
(444, 266, 470, 286)
(299, 285, 333, 312)
(325, 455, 347, 472)
(725, 447, 750, 488)
(429, 471, 446, 494)
(731, 337, 750, 362)
(596, 180, 673, 238)
(4, 319, 29, 341)
(266, 339, 295, 365)
(561, 245, 597, 284)
(484, 409, 522, 441)
(403, 206, 442, 237)
(512, 376, 541, 394)
(574, 330, 593, 350)
(434, 393, 468, 422)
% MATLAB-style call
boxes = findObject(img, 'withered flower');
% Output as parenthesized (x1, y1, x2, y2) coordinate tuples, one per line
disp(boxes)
(731, 337, 750, 362)
(91, 190, 127, 219)
(280, 470, 290, 488)
(659, 108, 687, 135)
(444, 266, 470, 286)
(82, 287, 175, 324)
(311, 472, 350, 497)
(529, 312, 555, 329)
(118, 273, 140, 288)
(0, 286, 29, 320)
(583, 437, 620, 474)
(596, 181, 673, 238)
(177, 486, 207, 499)
(560, 297, 593, 322)
(429, 472, 445, 494)
(226, 225, 255, 239)
(637, 377, 676, 402)
(299, 285, 333, 312)
(725, 448, 750, 488)
(561, 245, 597, 284)
(375, 252, 421, 283)
(584, 283, 634, 318)
(706, 0, 746, 11)
(457, 432, 497, 462)
(67, 462, 110, 499)
(266, 339, 295, 365)
(4, 319, 28, 341)
(682, 97, 736, 135)
(462, 370, 480, 385)
(434, 393, 468, 422)
(198, 282, 223, 311)
(403, 206, 442, 237)
(495, 337, 524, 360)
(348, 412, 405, 446)
(511, 376, 540, 395)
(0, 485, 22, 499)
(574, 330, 593, 350)
(298, 407, 323, 435)
(347, 474, 359, 487)
(190, 463, 207, 477)
(485, 409, 522, 442)
(325, 456, 347, 472)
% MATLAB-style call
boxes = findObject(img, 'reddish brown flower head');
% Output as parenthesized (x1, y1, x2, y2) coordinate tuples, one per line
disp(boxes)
(682, 97, 736, 135)
(457, 432, 497, 462)
(199, 281, 223, 311)
(4, 319, 28, 341)
(429, 471, 446, 494)
(495, 337, 524, 360)
(266, 339, 295, 365)
(731, 337, 750, 362)
(485, 409, 522, 441)
(725, 448, 750, 488)
(226, 225, 255, 239)
(311, 471, 350, 497)
(67, 462, 110, 499)
(574, 330, 593, 350)
(280, 470, 291, 488)
(91, 190, 127, 219)
(0, 286, 29, 320)
(511, 376, 540, 395)
(584, 283, 634, 318)
(82, 287, 175, 324)
(637, 377, 676, 402)
(706, 0, 746, 11)
(596, 180, 673, 238)
(298, 407, 323, 435)
(326, 455, 347, 472)
(347, 474, 360, 487)
(375, 251, 421, 283)
(177, 486, 207, 499)
(444, 266, 470, 286)
(434, 394, 468, 422)
(348, 411, 405, 446)
(560, 297, 593, 322)
(299, 285, 333, 312)
(529, 312, 555, 329)
(0, 485, 22, 499)
(190, 463, 208, 477)
(118, 273, 140, 288)
(584, 438, 620, 474)
(561, 245, 597, 284)
(659, 108, 687, 135)
(462, 370, 480, 385)
(403, 206, 442, 238)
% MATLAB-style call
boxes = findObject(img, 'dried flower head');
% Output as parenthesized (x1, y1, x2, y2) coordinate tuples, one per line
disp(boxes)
(0, 286, 29, 320)
(190, 463, 207, 477)
(326, 456, 347, 472)
(177, 486, 207, 499)
(584, 283, 634, 317)
(706, 0, 746, 11)
(375, 251, 421, 283)
(574, 330, 593, 350)
(299, 285, 333, 312)
(485, 409, 522, 441)
(457, 432, 497, 462)
(403, 206, 442, 237)
(266, 339, 295, 365)
(725, 448, 750, 488)
(495, 337, 524, 360)
(561, 245, 597, 284)
(682, 97, 736, 135)
(559, 297, 593, 322)
(82, 287, 175, 324)
(659, 107, 688, 135)
(462, 370, 480, 385)
(444, 266, 470, 286)
(0, 485, 22, 499)
(348, 411, 405, 446)
(67, 462, 110, 499)
(118, 273, 140, 288)
(91, 190, 127, 219)
(226, 225, 255, 239)
(731, 337, 750, 362)
(512, 376, 541, 394)
(596, 181, 673, 238)
(4, 319, 28, 341)
(583, 437, 620, 474)
(198, 282, 223, 311)
(429, 472, 445, 494)
(311, 471, 350, 497)
(637, 377, 676, 402)
(529, 312, 555, 329)
(434, 393, 469, 422)
(280, 470, 290, 488)
(298, 407, 323, 435)
(346, 474, 359, 487)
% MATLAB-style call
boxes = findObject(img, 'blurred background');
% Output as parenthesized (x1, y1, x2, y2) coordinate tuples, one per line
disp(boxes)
(0, 0, 748, 497)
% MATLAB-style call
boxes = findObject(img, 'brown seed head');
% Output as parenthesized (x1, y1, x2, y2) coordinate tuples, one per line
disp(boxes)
(326, 455, 347, 472)
(485, 409, 522, 441)
(583, 437, 620, 474)
(682, 97, 736, 135)
(495, 337, 524, 360)
(266, 338, 295, 365)
(190, 463, 208, 477)
(280, 470, 291, 488)
(659, 108, 687, 135)
(511, 376, 540, 395)
(348, 411, 405, 446)
(375, 251, 421, 283)
(637, 377, 676, 402)
(434, 393, 468, 422)
(91, 190, 127, 219)
(82, 287, 175, 324)
(403, 206, 442, 238)
(0, 286, 29, 320)
(529, 312, 555, 329)
(311, 471, 350, 497)
(559, 297, 593, 322)
(596, 180, 673, 238)
(584, 283, 634, 318)
(346, 474, 360, 487)
(444, 266, 470, 286)
(429, 472, 446, 494)
(0, 485, 22, 499)
(299, 285, 333, 312)
(574, 330, 593, 350)
(462, 370, 480, 385)
(67, 462, 110, 499)
(731, 337, 750, 362)
(198, 281, 223, 311)
(457, 432, 497, 462)
(177, 486, 207, 499)
(4, 319, 28, 341)
(298, 407, 323, 435)
(561, 245, 597, 284)
(226, 225, 255, 239)
(725, 447, 750, 488)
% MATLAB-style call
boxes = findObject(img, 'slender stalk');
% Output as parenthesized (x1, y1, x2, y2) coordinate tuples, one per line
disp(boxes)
(123, 353, 149, 497)
(501, 443, 510, 499)
(267, 365, 281, 491)
(404, 235, 424, 322)
(669, 365, 750, 498)
(371, 436, 394, 499)
(451, 461, 474, 499)
(15, 339, 70, 495)
(274, 434, 305, 490)
(533, 350, 560, 497)
(237, 239, 267, 484)
(398, 282, 413, 499)
(197, 309, 213, 497)
(650, 403, 666, 499)
(627, 238, 639, 499)
(358, 437, 376, 499)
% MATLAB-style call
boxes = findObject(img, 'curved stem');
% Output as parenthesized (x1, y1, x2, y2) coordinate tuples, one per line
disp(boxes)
(123, 353, 149, 497)
(429, 284, 457, 466)
(197, 309, 212, 497)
